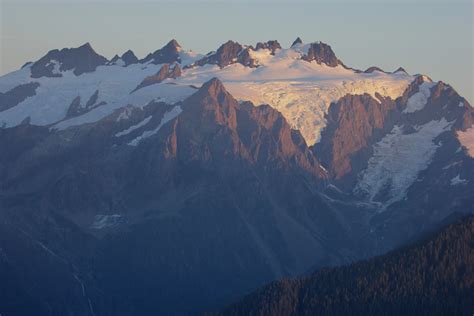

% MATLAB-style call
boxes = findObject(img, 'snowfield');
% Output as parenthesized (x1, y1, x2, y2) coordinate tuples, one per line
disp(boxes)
(91, 214, 123, 229)
(402, 80, 436, 113)
(0, 43, 413, 145)
(176, 46, 413, 145)
(354, 118, 453, 209)
(115, 115, 153, 137)
(450, 175, 468, 186)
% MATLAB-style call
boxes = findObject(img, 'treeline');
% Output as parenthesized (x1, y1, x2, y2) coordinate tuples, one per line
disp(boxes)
(218, 215, 474, 316)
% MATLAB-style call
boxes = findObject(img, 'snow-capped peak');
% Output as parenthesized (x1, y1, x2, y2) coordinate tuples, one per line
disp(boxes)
(0, 38, 417, 145)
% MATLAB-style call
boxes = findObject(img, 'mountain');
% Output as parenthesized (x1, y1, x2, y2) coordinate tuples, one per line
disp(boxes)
(0, 77, 354, 315)
(218, 215, 474, 316)
(0, 38, 473, 315)
(314, 75, 474, 253)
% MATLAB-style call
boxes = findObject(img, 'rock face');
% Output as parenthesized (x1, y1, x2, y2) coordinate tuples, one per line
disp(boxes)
(169, 63, 182, 78)
(219, 215, 474, 316)
(177, 78, 325, 177)
(132, 63, 182, 92)
(255, 40, 281, 54)
(0, 82, 40, 112)
(121, 49, 139, 65)
(236, 48, 258, 67)
(302, 42, 341, 67)
(30, 42, 108, 77)
(314, 93, 398, 181)
(140, 39, 181, 64)
(66, 90, 105, 117)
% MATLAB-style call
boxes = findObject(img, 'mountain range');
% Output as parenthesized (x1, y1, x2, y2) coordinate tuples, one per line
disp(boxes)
(0, 38, 472, 315)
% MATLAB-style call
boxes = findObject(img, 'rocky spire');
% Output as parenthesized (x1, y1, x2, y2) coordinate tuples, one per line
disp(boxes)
(291, 37, 303, 47)
(109, 54, 121, 64)
(121, 50, 138, 65)
(302, 42, 341, 67)
(165, 39, 181, 51)
(140, 39, 182, 64)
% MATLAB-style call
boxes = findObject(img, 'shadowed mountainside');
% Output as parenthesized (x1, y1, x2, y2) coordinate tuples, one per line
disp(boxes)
(219, 215, 474, 316)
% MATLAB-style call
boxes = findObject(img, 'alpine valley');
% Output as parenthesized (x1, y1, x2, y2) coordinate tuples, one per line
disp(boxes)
(0, 38, 472, 315)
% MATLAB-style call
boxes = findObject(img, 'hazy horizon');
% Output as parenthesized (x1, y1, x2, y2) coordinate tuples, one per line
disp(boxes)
(1, 0, 472, 102)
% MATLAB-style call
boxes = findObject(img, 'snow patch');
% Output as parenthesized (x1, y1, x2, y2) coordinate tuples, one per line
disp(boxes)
(355, 118, 453, 209)
(128, 105, 182, 146)
(91, 214, 123, 229)
(403, 81, 435, 113)
(116, 107, 134, 122)
(442, 161, 461, 170)
(115, 115, 152, 137)
(46, 60, 62, 75)
(450, 174, 468, 186)
(111, 58, 126, 67)
(179, 50, 204, 67)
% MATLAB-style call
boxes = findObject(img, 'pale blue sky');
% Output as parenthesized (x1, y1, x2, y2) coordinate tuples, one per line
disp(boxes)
(1, 0, 472, 102)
